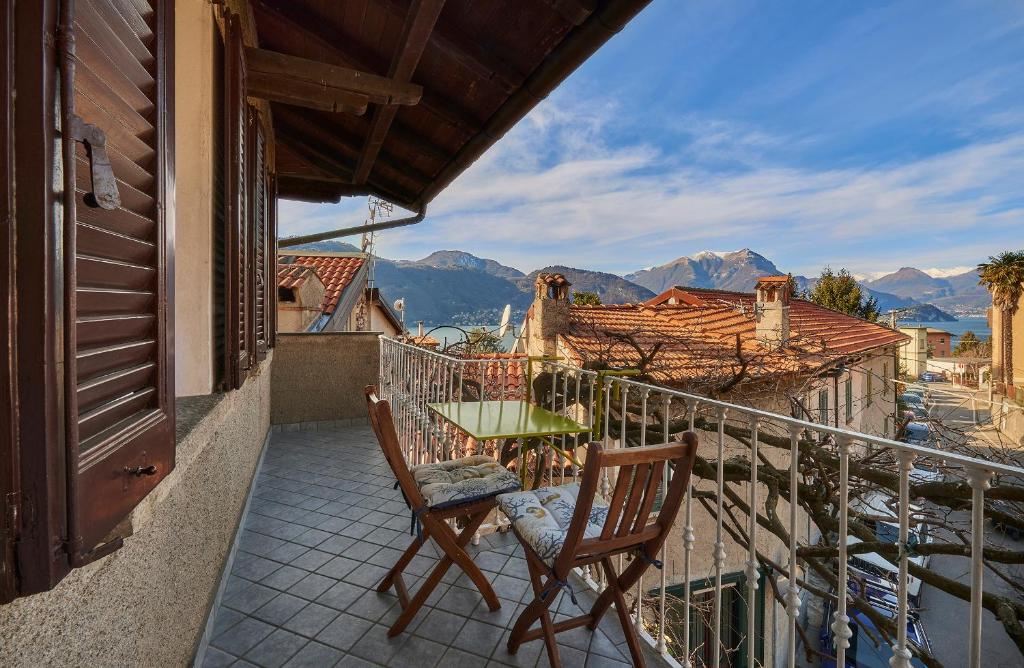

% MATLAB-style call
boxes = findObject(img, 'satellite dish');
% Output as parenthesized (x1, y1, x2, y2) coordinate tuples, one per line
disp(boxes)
(393, 298, 405, 312)
(499, 304, 512, 337)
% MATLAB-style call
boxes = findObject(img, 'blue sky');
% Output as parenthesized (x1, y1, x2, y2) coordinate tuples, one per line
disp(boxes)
(279, 0, 1024, 279)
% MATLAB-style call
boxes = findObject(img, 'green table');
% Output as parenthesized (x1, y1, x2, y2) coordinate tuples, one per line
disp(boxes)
(427, 400, 590, 488)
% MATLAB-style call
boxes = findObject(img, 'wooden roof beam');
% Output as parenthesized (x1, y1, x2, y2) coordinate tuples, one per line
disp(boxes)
(247, 72, 369, 114)
(353, 0, 447, 186)
(246, 47, 423, 105)
(376, 0, 525, 93)
(542, 0, 597, 26)
(274, 106, 433, 185)
(253, 0, 479, 135)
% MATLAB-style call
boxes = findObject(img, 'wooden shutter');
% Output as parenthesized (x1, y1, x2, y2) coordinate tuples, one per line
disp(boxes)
(250, 111, 269, 358)
(64, 0, 174, 559)
(267, 172, 278, 350)
(224, 11, 249, 389)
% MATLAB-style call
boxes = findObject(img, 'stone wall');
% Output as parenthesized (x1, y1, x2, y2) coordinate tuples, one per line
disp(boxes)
(271, 332, 380, 425)
(0, 356, 274, 667)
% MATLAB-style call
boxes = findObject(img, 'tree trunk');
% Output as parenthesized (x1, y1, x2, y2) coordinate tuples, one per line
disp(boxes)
(1006, 307, 1015, 389)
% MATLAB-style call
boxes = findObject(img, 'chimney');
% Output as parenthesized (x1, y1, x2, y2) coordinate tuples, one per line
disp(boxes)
(527, 273, 571, 358)
(755, 276, 791, 347)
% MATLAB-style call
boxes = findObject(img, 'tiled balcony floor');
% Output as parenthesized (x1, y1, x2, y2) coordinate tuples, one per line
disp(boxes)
(198, 424, 669, 668)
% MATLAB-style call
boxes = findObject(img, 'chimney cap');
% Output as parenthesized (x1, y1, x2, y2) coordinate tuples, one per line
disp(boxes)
(535, 273, 571, 288)
(755, 275, 791, 285)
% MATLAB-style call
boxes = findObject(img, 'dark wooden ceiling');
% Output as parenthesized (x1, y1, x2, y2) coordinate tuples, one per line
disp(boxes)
(251, 0, 652, 210)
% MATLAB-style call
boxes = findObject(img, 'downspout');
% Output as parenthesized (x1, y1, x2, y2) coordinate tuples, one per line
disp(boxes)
(278, 206, 426, 248)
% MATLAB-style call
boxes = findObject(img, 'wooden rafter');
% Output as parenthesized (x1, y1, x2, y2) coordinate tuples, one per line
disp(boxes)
(245, 47, 423, 105)
(353, 0, 446, 186)
(247, 72, 369, 114)
(275, 106, 432, 185)
(252, 0, 478, 135)
(542, 0, 597, 26)
(375, 0, 525, 93)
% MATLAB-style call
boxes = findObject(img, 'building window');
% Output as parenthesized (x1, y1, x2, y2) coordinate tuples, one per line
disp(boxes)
(845, 377, 854, 423)
(866, 372, 873, 407)
(883, 362, 889, 396)
(884, 416, 891, 438)
(665, 573, 764, 668)
(818, 389, 829, 424)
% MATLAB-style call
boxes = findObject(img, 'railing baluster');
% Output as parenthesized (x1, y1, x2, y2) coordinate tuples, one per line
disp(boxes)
(746, 416, 760, 668)
(967, 465, 993, 668)
(713, 407, 728, 668)
(656, 394, 671, 655)
(682, 402, 697, 668)
(831, 436, 854, 667)
(786, 425, 802, 668)
(891, 450, 915, 668)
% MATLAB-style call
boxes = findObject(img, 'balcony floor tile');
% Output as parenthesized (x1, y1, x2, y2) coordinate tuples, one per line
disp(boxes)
(197, 424, 671, 668)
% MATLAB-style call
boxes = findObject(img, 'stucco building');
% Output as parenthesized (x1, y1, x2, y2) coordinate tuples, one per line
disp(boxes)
(990, 292, 1024, 398)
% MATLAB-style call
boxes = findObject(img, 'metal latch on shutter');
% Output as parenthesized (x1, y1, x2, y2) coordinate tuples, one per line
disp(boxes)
(68, 115, 121, 211)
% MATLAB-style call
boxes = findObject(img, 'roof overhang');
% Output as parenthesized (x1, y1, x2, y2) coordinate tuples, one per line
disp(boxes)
(249, 0, 654, 210)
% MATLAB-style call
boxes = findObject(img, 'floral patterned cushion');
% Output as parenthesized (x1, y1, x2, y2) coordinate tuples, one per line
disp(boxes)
(496, 483, 609, 567)
(410, 455, 521, 509)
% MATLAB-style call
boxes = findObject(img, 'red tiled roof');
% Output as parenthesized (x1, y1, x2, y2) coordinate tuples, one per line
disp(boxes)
(277, 264, 319, 291)
(553, 287, 908, 389)
(279, 255, 366, 315)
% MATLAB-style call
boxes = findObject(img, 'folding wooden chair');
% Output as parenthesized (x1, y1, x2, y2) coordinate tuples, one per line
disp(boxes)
(497, 434, 699, 667)
(365, 386, 522, 636)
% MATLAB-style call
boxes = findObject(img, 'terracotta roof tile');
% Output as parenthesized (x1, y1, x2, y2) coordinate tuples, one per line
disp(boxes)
(555, 287, 908, 388)
(279, 255, 366, 315)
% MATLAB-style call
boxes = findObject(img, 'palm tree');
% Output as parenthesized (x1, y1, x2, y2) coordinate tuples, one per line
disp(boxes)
(978, 251, 1024, 390)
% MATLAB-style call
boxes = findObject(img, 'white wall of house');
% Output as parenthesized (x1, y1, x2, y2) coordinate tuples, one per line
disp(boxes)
(173, 0, 217, 396)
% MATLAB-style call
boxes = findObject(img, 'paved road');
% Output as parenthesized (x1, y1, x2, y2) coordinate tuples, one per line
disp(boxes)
(918, 511, 1024, 667)
(919, 382, 1023, 457)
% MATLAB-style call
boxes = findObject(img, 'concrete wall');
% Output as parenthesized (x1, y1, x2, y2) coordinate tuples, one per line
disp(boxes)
(271, 332, 380, 424)
(174, 0, 217, 396)
(0, 356, 274, 668)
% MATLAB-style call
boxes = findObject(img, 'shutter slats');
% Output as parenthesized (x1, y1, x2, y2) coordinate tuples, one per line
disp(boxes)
(77, 362, 156, 414)
(78, 387, 156, 443)
(79, 0, 154, 67)
(77, 255, 155, 291)
(73, 59, 154, 138)
(77, 222, 155, 265)
(75, 15, 154, 110)
(77, 313, 155, 348)
(77, 287, 154, 315)
(76, 156, 155, 218)
(73, 95, 155, 168)
(64, 0, 172, 557)
(75, 3, 154, 92)
(76, 339, 156, 380)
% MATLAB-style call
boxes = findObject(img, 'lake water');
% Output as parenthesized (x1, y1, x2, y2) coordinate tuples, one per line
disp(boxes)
(901, 317, 990, 347)
(421, 325, 517, 351)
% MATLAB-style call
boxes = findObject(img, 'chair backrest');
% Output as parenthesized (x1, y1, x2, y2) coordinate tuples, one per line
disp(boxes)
(554, 433, 699, 572)
(365, 386, 426, 510)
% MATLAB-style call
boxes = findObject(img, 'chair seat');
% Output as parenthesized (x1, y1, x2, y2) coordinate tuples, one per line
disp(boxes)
(410, 455, 521, 509)
(496, 483, 609, 567)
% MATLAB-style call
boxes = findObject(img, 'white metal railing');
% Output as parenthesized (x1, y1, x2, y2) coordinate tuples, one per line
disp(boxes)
(378, 336, 1024, 667)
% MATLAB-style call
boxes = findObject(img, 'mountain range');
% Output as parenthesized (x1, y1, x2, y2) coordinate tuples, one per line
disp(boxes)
(291, 243, 982, 325)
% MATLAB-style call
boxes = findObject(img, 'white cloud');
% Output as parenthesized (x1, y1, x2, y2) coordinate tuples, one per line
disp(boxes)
(923, 266, 976, 278)
(281, 94, 1024, 277)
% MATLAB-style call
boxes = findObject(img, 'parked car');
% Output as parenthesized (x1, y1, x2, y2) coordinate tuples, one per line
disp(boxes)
(820, 596, 932, 667)
(919, 371, 943, 383)
(899, 392, 925, 409)
(901, 405, 929, 421)
(900, 421, 936, 447)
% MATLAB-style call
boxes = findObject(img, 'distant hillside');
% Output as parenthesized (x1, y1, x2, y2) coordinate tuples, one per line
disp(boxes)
(373, 260, 530, 325)
(409, 250, 524, 279)
(899, 303, 958, 322)
(627, 249, 782, 293)
(518, 266, 654, 305)
(866, 267, 988, 312)
(288, 240, 361, 253)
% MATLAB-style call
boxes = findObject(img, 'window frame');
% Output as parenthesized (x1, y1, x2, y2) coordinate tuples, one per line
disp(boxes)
(845, 376, 854, 423)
